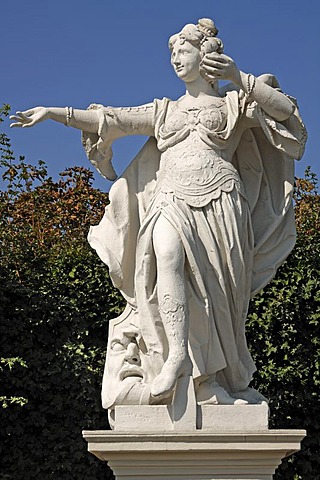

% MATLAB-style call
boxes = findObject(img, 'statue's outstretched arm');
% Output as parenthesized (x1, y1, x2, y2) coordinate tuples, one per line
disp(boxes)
(10, 103, 156, 181)
(10, 107, 100, 134)
(200, 53, 294, 121)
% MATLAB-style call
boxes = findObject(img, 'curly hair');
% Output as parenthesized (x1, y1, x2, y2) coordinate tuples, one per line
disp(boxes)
(168, 18, 224, 58)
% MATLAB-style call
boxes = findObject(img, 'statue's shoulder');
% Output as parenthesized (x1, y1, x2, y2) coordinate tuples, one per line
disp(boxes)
(154, 97, 172, 107)
(153, 97, 174, 117)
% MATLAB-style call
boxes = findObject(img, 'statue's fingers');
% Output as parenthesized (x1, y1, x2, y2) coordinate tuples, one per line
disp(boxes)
(202, 65, 222, 76)
(10, 122, 23, 128)
(200, 64, 214, 76)
(201, 58, 215, 67)
(208, 70, 223, 79)
(201, 62, 225, 72)
(17, 110, 33, 119)
(205, 52, 221, 59)
(202, 58, 225, 69)
(208, 53, 230, 63)
(9, 115, 26, 122)
(203, 53, 224, 63)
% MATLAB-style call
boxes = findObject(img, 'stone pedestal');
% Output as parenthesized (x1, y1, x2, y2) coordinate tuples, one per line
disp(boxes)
(83, 429, 305, 480)
(83, 379, 305, 479)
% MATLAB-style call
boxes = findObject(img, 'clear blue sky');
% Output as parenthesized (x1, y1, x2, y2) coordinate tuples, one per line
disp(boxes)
(1, 0, 319, 192)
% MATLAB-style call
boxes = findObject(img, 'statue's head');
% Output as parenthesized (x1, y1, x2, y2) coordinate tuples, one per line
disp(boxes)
(169, 18, 223, 84)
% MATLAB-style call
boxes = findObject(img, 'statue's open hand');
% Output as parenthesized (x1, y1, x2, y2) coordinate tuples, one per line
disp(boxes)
(200, 53, 241, 85)
(10, 107, 49, 128)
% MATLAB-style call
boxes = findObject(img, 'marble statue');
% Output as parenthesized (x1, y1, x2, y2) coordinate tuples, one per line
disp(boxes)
(11, 19, 307, 419)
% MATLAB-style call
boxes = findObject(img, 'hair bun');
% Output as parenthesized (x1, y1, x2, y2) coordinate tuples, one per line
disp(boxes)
(197, 18, 218, 37)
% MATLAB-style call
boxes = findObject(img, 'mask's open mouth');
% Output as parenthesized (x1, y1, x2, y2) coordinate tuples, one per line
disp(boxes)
(120, 368, 144, 381)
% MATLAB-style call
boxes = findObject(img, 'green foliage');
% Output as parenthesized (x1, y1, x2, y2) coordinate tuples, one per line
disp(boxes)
(0, 105, 123, 479)
(247, 168, 320, 479)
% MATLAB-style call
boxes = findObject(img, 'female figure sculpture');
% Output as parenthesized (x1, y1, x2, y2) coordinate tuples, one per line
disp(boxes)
(11, 19, 306, 408)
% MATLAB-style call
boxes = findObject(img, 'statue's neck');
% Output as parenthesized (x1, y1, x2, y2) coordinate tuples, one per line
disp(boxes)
(184, 76, 219, 98)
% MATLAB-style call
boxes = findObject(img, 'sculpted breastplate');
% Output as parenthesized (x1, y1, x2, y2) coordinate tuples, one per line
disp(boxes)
(154, 97, 245, 207)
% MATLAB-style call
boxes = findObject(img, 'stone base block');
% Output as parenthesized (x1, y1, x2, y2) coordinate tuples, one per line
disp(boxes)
(83, 430, 306, 480)
(114, 403, 269, 433)
(115, 405, 173, 432)
(115, 375, 198, 432)
(200, 403, 269, 432)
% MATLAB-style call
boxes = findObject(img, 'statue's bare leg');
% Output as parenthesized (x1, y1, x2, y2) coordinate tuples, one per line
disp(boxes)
(151, 214, 192, 397)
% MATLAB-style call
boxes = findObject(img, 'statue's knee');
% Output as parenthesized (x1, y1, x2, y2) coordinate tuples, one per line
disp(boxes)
(156, 245, 179, 269)
(153, 215, 184, 270)
(153, 235, 184, 270)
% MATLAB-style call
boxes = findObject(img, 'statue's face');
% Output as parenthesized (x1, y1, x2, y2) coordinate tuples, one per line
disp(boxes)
(171, 40, 201, 83)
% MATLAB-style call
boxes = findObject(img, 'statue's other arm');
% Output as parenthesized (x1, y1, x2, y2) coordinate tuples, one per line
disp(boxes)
(200, 53, 295, 121)
(238, 71, 295, 121)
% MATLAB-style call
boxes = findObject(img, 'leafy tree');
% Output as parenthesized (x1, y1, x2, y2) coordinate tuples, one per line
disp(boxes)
(247, 168, 320, 479)
(0, 105, 123, 479)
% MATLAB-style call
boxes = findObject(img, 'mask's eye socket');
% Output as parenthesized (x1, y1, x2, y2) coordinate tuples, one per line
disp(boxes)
(110, 340, 126, 352)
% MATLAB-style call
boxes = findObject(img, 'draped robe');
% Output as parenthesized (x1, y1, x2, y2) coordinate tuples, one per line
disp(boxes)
(82, 80, 307, 402)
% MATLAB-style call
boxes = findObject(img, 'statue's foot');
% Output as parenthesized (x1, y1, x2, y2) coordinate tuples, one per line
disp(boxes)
(150, 354, 192, 397)
(230, 387, 268, 404)
(197, 381, 248, 405)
